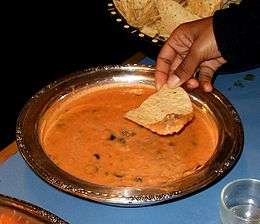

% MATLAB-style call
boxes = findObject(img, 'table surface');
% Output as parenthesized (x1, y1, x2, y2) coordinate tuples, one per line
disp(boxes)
(0, 56, 260, 224)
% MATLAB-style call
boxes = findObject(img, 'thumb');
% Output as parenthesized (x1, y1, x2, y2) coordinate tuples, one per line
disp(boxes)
(167, 47, 201, 88)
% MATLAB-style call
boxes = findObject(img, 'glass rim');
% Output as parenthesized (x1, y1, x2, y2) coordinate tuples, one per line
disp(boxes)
(220, 178, 260, 221)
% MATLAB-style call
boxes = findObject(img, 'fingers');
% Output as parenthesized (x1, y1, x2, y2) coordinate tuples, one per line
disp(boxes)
(174, 57, 226, 92)
(167, 55, 226, 92)
(170, 54, 184, 72)
(186, 78, 199, 89)
(198, 57, 226, 92)
(155, 24, 194, 90)
(167, 47, 201, 88)
(155, 57, 172, 90)
(155, 41, 178, 89)
(198, 66, 214, 92)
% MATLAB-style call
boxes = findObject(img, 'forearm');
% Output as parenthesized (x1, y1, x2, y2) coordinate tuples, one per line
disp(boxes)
(213, 0, 260, 67)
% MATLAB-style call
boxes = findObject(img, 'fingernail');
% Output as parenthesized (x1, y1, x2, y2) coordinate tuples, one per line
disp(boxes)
(186, 83, 193, 89)
(167, 75, 181, 88)
(203, 83, 213, 92)
(156, 82, 162, 90)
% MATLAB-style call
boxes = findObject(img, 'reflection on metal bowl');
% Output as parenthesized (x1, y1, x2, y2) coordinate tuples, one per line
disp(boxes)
(0, 194, 68, 223)
(16, 65, 243, 206)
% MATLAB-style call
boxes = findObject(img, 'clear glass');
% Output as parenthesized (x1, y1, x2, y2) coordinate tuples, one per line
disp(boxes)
(220, 179, 260, 224)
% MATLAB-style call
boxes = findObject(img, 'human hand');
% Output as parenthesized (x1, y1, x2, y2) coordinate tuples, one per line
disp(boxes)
(155, 17, 226, 92)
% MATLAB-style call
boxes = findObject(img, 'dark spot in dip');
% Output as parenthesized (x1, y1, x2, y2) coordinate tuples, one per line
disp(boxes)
(134, 176, 143, 183)
(168, 142, 175, 147)
(56, 123, 66, 128)
(155, 150, 165, 160)
(93, 153, 100, 160)
(191, 140, 197, 146)
(109, 133, 116, 141)
(113, 172, 125, 178)
(156, 150, 163, 155)
(121, 128, 136, 137)
(118, 137, 126, 144)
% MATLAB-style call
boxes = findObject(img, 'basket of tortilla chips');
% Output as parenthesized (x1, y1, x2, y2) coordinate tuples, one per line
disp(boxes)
(107, 0, 241, 45)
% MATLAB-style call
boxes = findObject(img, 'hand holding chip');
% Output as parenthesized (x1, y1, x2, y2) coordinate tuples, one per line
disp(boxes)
(155, 17, 227, 92)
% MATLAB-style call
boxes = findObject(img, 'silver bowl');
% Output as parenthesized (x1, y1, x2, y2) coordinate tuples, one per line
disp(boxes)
(16, 65, 244, 206)
(0, 194, 68, 223)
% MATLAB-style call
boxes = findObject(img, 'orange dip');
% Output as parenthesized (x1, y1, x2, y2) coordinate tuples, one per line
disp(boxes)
(40, 84, 218, 187)
(0, 208, 41, 224)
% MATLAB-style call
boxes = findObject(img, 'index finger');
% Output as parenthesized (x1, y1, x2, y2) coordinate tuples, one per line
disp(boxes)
(155, 40, 177, 89)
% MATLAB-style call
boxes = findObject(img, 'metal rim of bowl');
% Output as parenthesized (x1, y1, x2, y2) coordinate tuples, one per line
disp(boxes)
(16, 64, 244, 206)
(0, 194, 68, 223)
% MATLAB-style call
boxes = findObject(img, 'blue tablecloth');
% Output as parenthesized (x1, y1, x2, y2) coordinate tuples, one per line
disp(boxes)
(1, 58, 260, 224)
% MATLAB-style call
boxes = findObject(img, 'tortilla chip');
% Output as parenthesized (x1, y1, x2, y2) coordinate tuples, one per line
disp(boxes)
(156, 0, 200, 37)
(113, 0, 159, 28)
(185, 0, 223, 17)
(140, 21, 160, 37)
(125, 85, 193, 135)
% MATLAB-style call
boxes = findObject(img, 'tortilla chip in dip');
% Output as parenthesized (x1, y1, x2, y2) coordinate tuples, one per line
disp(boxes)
(125, 85, 193, 135)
